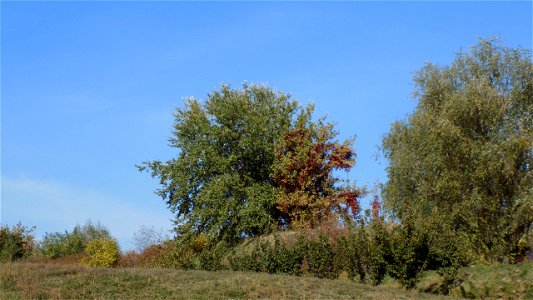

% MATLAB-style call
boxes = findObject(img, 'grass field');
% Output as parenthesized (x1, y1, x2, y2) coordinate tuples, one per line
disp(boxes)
(0, 262, 446, 299)
(1, 261, 531, 299)
(382, 263, 533, 299)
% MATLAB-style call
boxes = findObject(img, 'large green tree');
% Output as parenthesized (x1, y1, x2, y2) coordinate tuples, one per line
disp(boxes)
(140, 84, 299, 243)
(382, 39, 532, 260)
(141, 84, 361, 244)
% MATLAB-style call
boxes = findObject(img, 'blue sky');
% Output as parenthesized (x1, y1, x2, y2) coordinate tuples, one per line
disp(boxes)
(2, 1, 531, 250)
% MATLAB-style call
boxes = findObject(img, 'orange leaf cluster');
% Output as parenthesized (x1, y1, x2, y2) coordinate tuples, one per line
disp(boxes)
(273, 124, 361, 228)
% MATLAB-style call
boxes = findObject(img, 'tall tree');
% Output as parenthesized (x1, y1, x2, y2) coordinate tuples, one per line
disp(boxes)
(141, 84, 363, 243)
(139, 84, 299, 243)
(382, 39, 532, 260)
(273, 106, 362, 228)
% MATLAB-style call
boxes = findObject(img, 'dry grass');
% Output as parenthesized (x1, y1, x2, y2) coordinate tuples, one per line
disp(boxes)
(380, 262, 533, 300)
(0, 262, 447, 299)
(2, 260, 531, 299)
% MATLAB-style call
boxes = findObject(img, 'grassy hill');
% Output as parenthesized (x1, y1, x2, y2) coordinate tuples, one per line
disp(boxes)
(0, 262, 446, 299)
(1, 261, 531, 299)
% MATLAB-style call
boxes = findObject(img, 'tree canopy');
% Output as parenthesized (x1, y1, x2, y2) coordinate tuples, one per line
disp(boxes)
(382, 39, 532, 260)
(273, 106, 362, 228)
(140, 84, 361, 244)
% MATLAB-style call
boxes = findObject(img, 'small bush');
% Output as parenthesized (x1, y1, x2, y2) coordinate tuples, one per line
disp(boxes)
(198, 243, 227, 271)
(335, 232, 367, 282)
(367, 220, 391, 285)
(39, 232, 83, 259)
(229, 235, 303, 275)
(0, 223, 35, 262)
(82, 238, 120, 267)
(306, 235, 336, 279)
(388, 221, 430, 289)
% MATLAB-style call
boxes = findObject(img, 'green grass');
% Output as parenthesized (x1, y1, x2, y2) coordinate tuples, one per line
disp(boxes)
(0, 262, 447, 299)
(419, 263, 533, 299)
(1, 261, 531, 299)
(379, 262, 533, 299)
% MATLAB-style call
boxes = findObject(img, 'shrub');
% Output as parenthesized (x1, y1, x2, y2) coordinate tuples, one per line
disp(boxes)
(271, 237, 304, 275)
(305, 235, 336, 279)
(334, 229, 368, 283)
(0, 223, 35, 262)
(229, 233, 338, 278)
(39, 232, 83, 259)
(367, 220, 391, 285)
(388, 220, 430, 289)
(82, 238, 120, 267)
(229, 235, 304, 275)
(198, 242, 227, 271)
(39, 221, 112, 259)
(118, 250, 142, 267)
(427, 228, 471, 294)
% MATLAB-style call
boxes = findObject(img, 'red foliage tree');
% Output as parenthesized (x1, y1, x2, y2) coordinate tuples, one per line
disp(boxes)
(273, 108, 364, 228)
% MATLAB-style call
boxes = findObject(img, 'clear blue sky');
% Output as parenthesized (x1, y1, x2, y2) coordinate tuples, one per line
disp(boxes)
(2, 1, 531, 250)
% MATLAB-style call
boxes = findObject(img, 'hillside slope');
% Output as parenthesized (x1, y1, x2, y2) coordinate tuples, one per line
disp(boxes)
(0, 262, 446, 299)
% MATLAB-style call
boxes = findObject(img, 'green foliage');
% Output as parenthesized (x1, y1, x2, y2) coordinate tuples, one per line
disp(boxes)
(39, 232, 83, 259)
(82, 238, 120, 267)
(382, 38, 533, 261)
(140, 84, 364, 243)
(335, 235, 364, 281)
(198, 242, 227, 271)
(388, 220, 431, 289)
(334, 217, 390, 285)
(133, 241, 182, 269)
(39, 221, 112, 259)
(367, 220, 391, 285)
(0, 223, 35, 262)
(228, 228, 390, 283)
(139, 84, 300, 244)
(305, 235, 336, 279)
(229, 236, 304, 275)
(158, 241, 195, 270)
(230, 234, 323, 276)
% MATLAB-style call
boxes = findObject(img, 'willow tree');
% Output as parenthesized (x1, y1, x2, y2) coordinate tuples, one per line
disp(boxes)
(382, 39, 532, 260)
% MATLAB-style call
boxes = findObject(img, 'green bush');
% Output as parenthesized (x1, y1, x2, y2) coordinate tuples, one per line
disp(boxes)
(306, 235, 336, 279)
(388, 221, 431, 289)
(82, 238, 120, 267)
(39, 221, 112, 259)
(334, 228, 370, 283)
(271, 237, 304, 275)
(137, 241, 184, 269)
(229, 235, 304, 275)
(229, 243, 263, 272)
(198, 245, 227, 271)
(0, 223, 35, 262)
(229, 234, 338, 278)
(142, 219, 475, 292)
(367, 220, 391, 285)
(39, 231, 83, 258)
